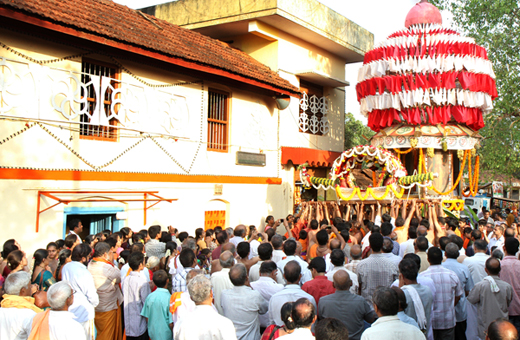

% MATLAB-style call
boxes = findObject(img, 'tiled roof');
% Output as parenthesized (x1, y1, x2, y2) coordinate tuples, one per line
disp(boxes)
(0, 0, 300, 95)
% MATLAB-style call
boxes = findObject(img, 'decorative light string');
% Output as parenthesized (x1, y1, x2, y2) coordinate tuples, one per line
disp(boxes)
(0, 42, 202, 89)
(0, 122, 34, 145)
(0, 41, 93, 65)
(107, 55, 202, 88)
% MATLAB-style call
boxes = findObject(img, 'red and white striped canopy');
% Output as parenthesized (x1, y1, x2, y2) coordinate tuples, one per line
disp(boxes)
(356, 2, 497, 133)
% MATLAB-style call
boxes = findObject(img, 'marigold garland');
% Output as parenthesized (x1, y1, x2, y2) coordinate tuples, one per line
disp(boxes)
(463, 154, 480, 197)
(393, 147, 414, 155)
(335, 184, 405, 201)
(442, 199, 465, 211)
(418, 148, 424, 175)
(429, 150, 468, 196)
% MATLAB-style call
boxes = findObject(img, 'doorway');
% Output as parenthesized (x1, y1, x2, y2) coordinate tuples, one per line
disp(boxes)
(63, 207, 124, 239)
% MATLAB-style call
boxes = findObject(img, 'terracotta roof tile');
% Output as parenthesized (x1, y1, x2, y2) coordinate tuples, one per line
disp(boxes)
(0, 0, 300, 95)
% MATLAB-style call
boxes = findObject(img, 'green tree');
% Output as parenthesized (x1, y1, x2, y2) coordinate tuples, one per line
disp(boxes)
(430, 0, 520, 179)
(344, 112, 375, 150)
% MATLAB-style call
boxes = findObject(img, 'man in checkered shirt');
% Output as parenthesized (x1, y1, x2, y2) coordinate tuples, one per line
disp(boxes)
(356, 232, 399, 305)
(172, 249, 197, 293)
(421, 246, 463, 340)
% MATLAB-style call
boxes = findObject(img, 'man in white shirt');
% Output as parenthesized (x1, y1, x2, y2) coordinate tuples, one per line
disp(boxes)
(250, 261, 284, 331)
(360, 287, 425, 340)
(210, 251, 234, 315)
(16, 281, 87, 340)
(168, 238, 197, 277)
(399, 227, 418, 258)
(0, 272, 40, 340)
(269, 261, 316, 326)
(249, 243, 285, 284)
(374, 203, 396, 230)
(61, 243, 99, 340)
(463, 239, 490, 340)
(463, 240, 490, 284)
(271, 235, 286, 263)
(174, 274, 237, 340)
(229, 225, 247, 247)
(67, 218, 83, 243)
(278, 298, 316, 340)
(276, 239, 312, 284)
(249, 233, 261, 259)
(326, 249, 359, 294)
(382, 237, 401, 267)
(488, 225, 505, 253)
(221, 264, 268, 340)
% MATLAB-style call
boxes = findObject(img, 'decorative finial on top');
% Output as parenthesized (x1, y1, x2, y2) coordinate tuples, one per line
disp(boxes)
(405, 0, 442, 28)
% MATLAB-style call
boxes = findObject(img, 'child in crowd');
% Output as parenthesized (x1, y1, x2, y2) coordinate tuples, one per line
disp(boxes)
(141, 270, 173, 340)
(123, 252, 151, 340)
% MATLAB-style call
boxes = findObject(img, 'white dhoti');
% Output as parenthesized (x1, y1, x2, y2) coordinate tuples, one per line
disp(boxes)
(80, 319, 95, 340)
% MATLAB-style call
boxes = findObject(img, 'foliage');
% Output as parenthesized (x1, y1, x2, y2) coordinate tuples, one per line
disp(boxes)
(344, 112, 375, 150)
(429, 0, 520, 179)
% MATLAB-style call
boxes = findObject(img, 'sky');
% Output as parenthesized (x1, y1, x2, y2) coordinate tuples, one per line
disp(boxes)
(114, 0, 452, 123)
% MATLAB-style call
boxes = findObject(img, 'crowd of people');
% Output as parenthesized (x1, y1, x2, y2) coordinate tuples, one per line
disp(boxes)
(1, 200, 520, 340)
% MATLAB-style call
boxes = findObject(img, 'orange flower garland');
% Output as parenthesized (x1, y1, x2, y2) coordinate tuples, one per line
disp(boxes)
(463, 155, 480, 197)
(393, 147, 414, 155)
(429, 150, 468, 196)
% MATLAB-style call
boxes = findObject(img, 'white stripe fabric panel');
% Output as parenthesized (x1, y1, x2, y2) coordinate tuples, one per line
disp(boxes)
(359, 89, 493, 116)
(374, 33, 476, 49)
(358, 56, 495, 82)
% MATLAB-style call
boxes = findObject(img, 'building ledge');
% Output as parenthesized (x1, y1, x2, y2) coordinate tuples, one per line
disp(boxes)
(141, 0, 374, 61)
(296, 70, 350, 88)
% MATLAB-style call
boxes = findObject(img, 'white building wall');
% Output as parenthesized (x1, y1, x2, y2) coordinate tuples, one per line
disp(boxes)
(0, 28, 295, 255)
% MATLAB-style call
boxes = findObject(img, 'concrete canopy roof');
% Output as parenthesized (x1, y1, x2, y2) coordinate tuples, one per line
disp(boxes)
(141, 0, 374, 62)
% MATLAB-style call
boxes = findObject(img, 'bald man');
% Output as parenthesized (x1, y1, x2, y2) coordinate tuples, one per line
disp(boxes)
(325, 239, 342, 272)
(221, 264, 267, 340)
(468, 257, 513, 339)
(486, 319, 518, 340)
(268, 261, 316, 327)
(210, 243, 235, 274)
(318, 271, 376, 340)
(280, 298, 316, 339)
(229, 225, 247, 247)
(210, 251, 235, 315)
(345, 244, 362, 274)
(171, 269, 203, 324)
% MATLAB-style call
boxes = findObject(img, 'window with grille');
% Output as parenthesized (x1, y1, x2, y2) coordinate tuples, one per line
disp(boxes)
(80, 60, 120, 141)
(299, 80, 329, 136)
(207, 89, 229, 152)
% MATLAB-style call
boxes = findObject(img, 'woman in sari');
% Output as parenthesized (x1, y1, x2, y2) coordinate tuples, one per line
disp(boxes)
(32, 249, 56, 291)
(54, 249, 72, 282)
